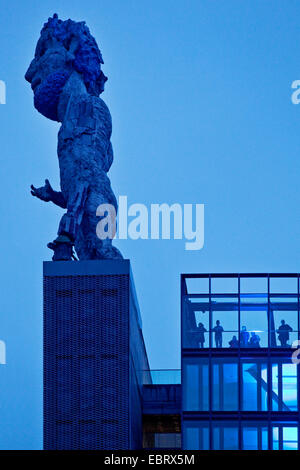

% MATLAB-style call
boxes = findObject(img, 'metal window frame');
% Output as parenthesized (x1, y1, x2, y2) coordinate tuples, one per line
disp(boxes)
(181, 273, 300, 451)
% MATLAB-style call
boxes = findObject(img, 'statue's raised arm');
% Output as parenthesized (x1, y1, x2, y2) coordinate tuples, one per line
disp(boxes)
(25, 14, 122, 261)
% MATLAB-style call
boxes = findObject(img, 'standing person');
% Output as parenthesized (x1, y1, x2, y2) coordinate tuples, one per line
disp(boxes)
(197, 322, 207, 348)
(212, 320, 224, 348)
(240, 326, 250, 347)
(276, 319, 293, 347)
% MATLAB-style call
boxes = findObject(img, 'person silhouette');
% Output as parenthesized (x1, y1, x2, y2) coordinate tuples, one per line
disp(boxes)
(249, 331, 260, 348)
(229, 335, 239, 348)
(212, 320, 224, 348)
(197, 322, 207, 348)
(240, 326, 250, 347)
(276, 319, 293, 347)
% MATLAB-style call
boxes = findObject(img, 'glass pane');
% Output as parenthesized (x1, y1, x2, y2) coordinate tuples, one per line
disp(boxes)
(212, 360, 238, 411)
(272, 309, 298, 348)
(184, 423, 209, 450)
(223, 428, 238, 450)
(213, 427, 220, 450)
(270, 277, 298, 294)
(193, 301, 210, 348)
(260, 364, 268, 411)
(240, 300, 268, 347)
(186, 278, 209, 294)
(149, 369, 181, 384)
(272, 362, 298, 411)
(272, 364, 279, 411)
(243, 363, 257, 410)
(182, 296, 209, 348)
(242, 423, 269, 450)
(262, 428, 268, 450)
(183, 361, 209, 411)
(240, 277, 268, 293)
(185, 427, 200, 450)
(273, 427, 279, 450)
(272, 424, 298, 450)
(243, 361, 268, 411)
(211, 277, 238, 294)
(211, 297, 238, 348)
(243, 428, 258, 450)
(282, 427, 298, 450)
(282, 364, 297, 411)
(213, 423, 238, 450)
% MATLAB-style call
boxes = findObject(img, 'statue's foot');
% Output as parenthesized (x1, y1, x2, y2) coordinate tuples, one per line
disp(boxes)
(48, 235, 76, 261)
(74, 237, 123, 260)
(100, 245, 123, 260)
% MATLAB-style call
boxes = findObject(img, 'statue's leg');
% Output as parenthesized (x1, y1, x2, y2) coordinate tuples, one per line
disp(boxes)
(48, 182, 89, 260)
(57, 182, 89, 240)
(75, 232, 123, 260)
(74, 186, 123, 260)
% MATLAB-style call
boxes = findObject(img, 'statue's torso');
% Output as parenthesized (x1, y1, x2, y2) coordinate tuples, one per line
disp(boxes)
(58, 94, 113, 198)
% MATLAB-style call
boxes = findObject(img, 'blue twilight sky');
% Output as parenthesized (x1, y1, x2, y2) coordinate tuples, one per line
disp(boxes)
(0, 0, 300, 449)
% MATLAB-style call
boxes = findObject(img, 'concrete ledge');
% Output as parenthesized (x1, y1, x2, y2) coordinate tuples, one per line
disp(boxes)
(43, 259, 131, 276)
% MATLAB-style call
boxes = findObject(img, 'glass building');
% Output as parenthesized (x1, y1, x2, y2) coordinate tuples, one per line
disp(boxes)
(44, 264, 300, 450)
(181, 274, 300, 450)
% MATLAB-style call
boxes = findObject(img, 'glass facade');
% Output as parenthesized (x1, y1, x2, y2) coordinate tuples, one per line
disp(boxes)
(183, 421, 298, 450)
(181, 274, 300, 450)
(183, 275, 299, 350)
(182, 356, 298, 414)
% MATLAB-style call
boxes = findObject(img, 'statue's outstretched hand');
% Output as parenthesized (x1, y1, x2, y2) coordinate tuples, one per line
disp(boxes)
(31, 179, 53, 202)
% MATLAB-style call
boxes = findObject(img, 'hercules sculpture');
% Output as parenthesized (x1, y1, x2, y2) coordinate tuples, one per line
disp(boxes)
(25, 14, 122, 260)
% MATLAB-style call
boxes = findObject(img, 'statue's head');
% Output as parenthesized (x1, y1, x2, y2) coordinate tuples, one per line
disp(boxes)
(25, 14, 107, 121)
